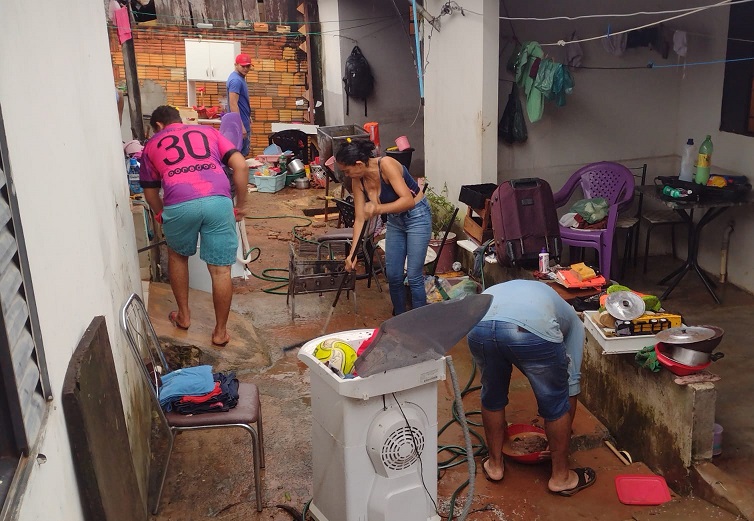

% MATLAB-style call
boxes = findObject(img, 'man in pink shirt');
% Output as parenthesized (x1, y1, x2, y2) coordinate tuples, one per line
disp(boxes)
(140, 105, 248, 347)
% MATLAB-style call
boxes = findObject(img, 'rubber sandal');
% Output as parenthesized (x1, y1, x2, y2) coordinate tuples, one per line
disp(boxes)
(480, 457, 504, 483)
(168, 311, 189, 330)
(551, 467, 596, 497)
(212, 336, 230, 347)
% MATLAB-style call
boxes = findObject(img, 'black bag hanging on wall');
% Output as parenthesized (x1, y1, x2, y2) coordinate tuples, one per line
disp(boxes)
(343, 46, 374, 117)
(499, 83, 527, 144)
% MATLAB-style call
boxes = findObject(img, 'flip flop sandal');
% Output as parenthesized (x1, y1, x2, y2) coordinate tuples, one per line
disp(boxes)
(480, 457, 504, 483)
(552, 467, 596, 497)
(168, 311, 189, 330)
(212, 336, 230, 347)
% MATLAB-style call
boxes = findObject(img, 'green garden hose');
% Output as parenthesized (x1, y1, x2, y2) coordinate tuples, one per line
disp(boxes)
(243, 214, 317, 294)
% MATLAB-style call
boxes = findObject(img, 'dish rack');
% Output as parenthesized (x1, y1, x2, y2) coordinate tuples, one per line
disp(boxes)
(287, 240, 355, 319)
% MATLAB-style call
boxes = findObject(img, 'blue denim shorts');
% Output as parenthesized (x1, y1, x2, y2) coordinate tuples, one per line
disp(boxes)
(162, 196, 237, 266)
(467, 320, 570, 421)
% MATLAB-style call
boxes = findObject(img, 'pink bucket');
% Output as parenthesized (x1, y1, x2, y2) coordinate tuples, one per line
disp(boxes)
(395, 135, 411, 151)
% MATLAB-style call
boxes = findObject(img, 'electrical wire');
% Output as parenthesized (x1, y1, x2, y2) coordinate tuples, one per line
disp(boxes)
(119, 12, 395, 26)
(540, 0, 754, 47)
(112, 17, 394, 40)
(499, 0, 754, 22)
(393, 393, 441, 516)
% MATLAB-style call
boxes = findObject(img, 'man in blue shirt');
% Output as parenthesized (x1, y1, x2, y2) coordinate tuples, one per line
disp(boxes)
(467, 280, 596, 496)
(227, 53, 253, 156)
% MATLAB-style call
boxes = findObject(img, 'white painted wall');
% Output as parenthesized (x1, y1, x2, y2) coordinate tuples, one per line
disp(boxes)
(673, 4, 754, 292)
(496, 0, 684, 188)
(423, 0, 499, 200)
(318, 0, 427, 175)
(0, 1, 146, 519)
(318, 0, 346, 126)
(491, 1, 754, 292)
(319, 2, 753, 292)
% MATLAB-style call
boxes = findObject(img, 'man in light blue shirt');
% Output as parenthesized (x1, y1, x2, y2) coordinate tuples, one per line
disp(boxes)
(467, 280, 595, 496)
(227, 53, 253, 156)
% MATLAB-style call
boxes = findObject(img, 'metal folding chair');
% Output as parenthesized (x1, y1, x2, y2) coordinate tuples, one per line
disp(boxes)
(119, 293, 265, 513)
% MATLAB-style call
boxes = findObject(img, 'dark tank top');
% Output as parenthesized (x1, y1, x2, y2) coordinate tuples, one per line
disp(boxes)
(362, 158, 418, 204)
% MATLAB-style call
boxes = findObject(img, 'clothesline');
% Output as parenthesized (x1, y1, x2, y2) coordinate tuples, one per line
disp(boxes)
(540, 0, 739, 47)
(499, 0, 754, 22)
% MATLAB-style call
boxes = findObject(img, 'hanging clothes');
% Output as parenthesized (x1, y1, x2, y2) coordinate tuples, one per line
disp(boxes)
(513, 41, 574, 123)
(514, 41, 545, 123)
(564, 32, 584, 69)
(549, 64, 574, 107)
(626, 24, 673, 59)
(602, 33, 627, 56)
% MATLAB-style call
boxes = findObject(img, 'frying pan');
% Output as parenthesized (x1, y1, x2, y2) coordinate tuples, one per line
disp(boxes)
(656, 325, 724, 354)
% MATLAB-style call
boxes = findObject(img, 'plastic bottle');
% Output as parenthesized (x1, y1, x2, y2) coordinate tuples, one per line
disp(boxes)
(695, 135, 713, 185)
(538, 247, 550, 273)
(679, 138, 695, 182)
(128, 157, 143, 194)
(662, 186, 681, 198)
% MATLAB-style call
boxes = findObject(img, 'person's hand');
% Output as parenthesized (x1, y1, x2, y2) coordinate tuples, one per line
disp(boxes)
(233, 207, 245, 222)
(344, 256, 358, 272)
(537, 446, 552, 461)
(364, 201, 380, 218)
(242, 128, 248, 137)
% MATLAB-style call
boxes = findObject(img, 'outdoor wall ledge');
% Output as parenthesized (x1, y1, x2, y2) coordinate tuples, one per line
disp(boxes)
(580, 327, 717, 493)
(691, 461, 754, 520)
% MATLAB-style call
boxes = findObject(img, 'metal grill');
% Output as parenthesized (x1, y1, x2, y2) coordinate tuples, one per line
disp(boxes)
(286, 240, 355, 319)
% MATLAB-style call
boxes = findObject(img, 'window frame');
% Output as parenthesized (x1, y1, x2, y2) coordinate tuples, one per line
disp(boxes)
(0, 104, 52, 521)
(719, 0, 754, 136)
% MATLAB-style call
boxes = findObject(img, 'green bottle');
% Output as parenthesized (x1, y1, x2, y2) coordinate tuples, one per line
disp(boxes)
(695, 135, 713, 185)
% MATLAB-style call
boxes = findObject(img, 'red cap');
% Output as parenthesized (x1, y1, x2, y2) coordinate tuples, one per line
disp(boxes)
(235, 54, 252, 66)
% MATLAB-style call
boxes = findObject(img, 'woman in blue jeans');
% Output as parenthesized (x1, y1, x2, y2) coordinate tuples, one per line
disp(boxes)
(335, 139, 431, 315)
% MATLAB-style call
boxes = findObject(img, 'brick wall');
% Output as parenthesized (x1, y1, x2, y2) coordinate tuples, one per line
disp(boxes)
(109, 25, 308, 156)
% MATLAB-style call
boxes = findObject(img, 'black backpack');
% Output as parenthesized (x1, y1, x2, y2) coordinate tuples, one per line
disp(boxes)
(343, 46, 374, 117)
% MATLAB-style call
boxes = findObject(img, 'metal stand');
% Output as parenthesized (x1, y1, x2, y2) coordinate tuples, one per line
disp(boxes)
(659, 207, 728, 304)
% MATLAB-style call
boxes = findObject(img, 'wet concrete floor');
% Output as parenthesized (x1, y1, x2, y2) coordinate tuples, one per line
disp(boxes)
(145, 185, 745, 520)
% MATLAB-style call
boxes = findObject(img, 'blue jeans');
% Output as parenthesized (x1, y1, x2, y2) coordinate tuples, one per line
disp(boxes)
(241, 133, 250, 157)
(385, 197, 432, 314)
(467, 320, 570, 421)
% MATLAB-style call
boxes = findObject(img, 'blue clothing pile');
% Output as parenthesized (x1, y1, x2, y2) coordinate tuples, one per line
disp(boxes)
(158, 365, 240, 414)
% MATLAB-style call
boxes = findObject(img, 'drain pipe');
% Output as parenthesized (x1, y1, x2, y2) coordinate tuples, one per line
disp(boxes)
(720, 221, 735, 283)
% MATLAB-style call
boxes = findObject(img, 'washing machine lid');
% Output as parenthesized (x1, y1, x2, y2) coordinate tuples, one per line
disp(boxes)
(354, 293, 492, 377)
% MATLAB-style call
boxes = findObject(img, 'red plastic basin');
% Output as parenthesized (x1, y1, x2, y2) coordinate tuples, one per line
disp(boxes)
(655, 343, 710, 376)
(503, 424, 548, 464)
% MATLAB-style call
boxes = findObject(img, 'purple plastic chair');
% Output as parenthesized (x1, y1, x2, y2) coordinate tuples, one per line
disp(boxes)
(219, 112, 244, 150)
(553, 162, 635, 282)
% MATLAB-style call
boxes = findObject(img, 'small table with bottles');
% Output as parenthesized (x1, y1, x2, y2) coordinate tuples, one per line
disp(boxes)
(637, 185, 754, 304)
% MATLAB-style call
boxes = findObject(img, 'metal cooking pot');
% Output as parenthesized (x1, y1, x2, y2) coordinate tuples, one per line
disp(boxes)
(656, 325, 724, 353)
(664, 343, 724, 366)
(293, 177, 310, 189)
(287, 158, 306, 176)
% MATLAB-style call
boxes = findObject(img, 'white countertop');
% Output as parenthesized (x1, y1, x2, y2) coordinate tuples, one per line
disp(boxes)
(271, 122, 318, 135)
